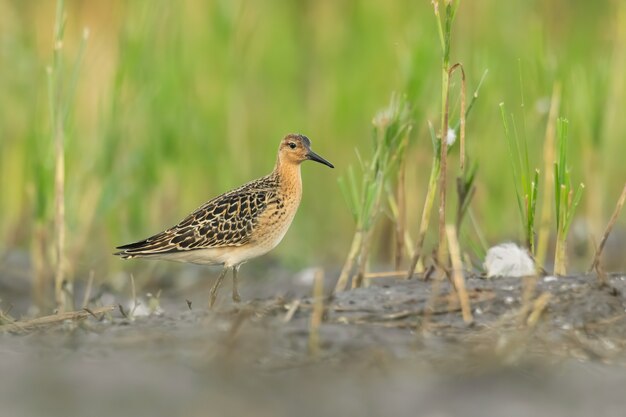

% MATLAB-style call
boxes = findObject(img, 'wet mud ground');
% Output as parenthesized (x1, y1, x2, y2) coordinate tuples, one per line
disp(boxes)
(2, 271, 626, 417)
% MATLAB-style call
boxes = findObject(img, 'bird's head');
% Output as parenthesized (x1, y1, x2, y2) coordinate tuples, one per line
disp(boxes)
(278, 134, 334, 168)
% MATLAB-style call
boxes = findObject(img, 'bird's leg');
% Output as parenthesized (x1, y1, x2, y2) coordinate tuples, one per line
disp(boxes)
(209, 267, 229, 309)
(232, 265, 241, 303)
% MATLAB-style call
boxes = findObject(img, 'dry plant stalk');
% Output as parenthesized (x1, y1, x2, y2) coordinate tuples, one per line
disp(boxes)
(407, 63, 466, 272)
(536, 83, 562, 268)
(408, 2, 464, 280)
(394, 156, 407, 270)
(308, 269, 325, 357)
(364, 267, 410, 287)
(51, 1, 67, 312)
(588, 183, 626, 273)
(526, 292, 551, 327)
(53, 122, 68, 310)
(437, 133, 449, 265)
(352, 230, 374, 289)
(455, 65, 467, 172)
(455, 165, 476, 232)
(365, 270, 408, 279)
(80, 270, 95, 309)
(283, 299, 301, 323)
(407, 68, 485, 279)
(445, 224, 472, 324)
(335, 231, 363, 292)
(130, 273, 139, 317)
(48, 0, 88, 311)
(0, 305, 115, 333)
(437, 63, 466, 266)
(517, 275, 539, 325)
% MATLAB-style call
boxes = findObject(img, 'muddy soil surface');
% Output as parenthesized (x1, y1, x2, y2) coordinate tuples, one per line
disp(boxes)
(2, 272, 626, 417)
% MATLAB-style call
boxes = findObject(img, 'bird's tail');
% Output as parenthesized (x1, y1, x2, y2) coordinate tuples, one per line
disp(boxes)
(114, 232, 173, 258)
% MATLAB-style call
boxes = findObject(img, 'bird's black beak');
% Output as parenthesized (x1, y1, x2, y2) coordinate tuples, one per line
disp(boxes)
(307, 150, 334, 168)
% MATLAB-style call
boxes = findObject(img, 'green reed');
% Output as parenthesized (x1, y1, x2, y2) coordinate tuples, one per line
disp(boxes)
(553, 118, 584, 275)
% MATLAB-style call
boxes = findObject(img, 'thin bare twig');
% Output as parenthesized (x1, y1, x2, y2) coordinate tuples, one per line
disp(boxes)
(118, 304, 128, 318)
(588, 183, 626, 273)
(0, 305, 115, 333)
(364, 270, 408, 279)
(283, 299, 301, 323)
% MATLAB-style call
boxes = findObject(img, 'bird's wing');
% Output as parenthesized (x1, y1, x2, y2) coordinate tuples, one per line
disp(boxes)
(115, 180, 277, 256)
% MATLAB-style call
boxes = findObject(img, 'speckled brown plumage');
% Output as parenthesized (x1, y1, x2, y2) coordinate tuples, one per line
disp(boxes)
(115, 133, 334, 308)
(115, 172, 281, 256)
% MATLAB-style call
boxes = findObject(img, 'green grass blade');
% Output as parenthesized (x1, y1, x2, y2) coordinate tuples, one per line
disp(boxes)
(563, 183, 585, 234)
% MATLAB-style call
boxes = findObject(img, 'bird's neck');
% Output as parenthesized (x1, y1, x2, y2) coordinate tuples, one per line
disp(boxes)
(273, 159, 303, 198)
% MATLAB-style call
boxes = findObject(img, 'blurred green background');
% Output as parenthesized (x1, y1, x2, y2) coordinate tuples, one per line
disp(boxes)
(1, 0, 625, 288)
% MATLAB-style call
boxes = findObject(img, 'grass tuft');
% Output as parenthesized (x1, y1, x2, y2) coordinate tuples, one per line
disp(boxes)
(499, 102, 539, 255)
(406, 0, 471, 279)
(553, 118, 585, 276)
(335, 94, 412, 291)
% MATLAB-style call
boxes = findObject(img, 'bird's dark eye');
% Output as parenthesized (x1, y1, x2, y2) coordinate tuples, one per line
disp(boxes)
(288, 142, 297, 149)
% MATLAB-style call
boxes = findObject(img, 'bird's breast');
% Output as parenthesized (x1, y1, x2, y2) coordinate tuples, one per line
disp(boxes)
(252, 190, 301, 250)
